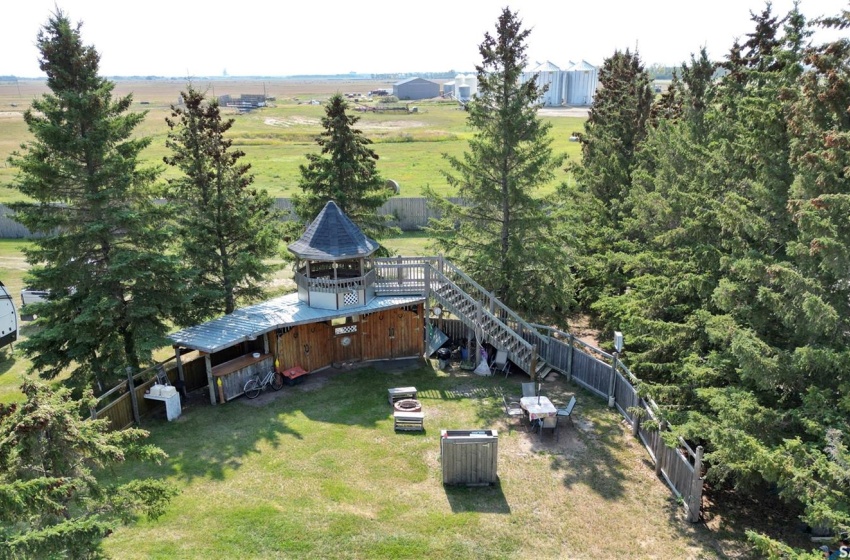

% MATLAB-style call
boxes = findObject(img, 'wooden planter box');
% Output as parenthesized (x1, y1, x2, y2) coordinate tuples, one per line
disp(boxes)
(440, 429, 498, 486)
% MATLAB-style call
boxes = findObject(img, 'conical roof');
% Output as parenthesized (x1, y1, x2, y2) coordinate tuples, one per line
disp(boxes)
(288, 200, 380, 261)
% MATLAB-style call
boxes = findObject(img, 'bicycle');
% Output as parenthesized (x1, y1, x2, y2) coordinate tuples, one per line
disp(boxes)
(243, 369, 284, 399)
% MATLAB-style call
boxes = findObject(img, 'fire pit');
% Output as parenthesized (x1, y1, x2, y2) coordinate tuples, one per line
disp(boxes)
(393, 398, 422, 413)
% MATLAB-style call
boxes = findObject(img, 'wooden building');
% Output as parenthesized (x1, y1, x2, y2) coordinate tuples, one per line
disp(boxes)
(168, 201, 425, 405)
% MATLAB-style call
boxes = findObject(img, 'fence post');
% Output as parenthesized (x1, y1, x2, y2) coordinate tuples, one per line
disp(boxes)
(654, 420, 667, 476)
(608, 351, 618, 407)
(126, 366, 141, 426)
(631, 403, 641, 437)
(687, 446, 704, 523)
(566, 333, 574, 382)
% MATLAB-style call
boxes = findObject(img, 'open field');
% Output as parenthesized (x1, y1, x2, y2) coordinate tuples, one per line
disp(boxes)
(0, 78, 587, 204)
(100, 360, 746, 560)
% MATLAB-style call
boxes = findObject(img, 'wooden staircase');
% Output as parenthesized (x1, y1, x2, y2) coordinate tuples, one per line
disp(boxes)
(372, 256, 555, 379)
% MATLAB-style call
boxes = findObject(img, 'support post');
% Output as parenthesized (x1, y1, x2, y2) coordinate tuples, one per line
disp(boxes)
(424, 262, 431, 302)
(263, 333, 269, 354)
(654, 420, 667, 476)
(608, 351, 618, 407)
(566, 333, 574, 382)
(126, 366, 141, 426)
(205, 353, 216, 405)
(173, 345, 185, 385)
(530, 347, 538, 381)
(687, 446, 704, 523)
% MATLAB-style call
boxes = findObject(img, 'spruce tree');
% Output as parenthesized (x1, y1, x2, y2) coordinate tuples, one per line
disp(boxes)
(425, 7, 571, 317)
(165, 85, 280, 322)
(7, 11, 185, 392)
(0, 380, 176, 558)
(292, 93, 393, 240)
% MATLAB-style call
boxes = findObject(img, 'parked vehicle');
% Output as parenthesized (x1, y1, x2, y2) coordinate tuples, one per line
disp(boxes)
(0, 282, 18, 350)
(20, 288, 49, 321)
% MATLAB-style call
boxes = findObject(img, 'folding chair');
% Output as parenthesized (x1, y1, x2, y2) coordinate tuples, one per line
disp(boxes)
(491, 349, 510, 377)
(521, 382, 537, 398)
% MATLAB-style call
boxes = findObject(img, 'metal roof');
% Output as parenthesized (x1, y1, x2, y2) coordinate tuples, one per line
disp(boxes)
(168, 293, 423, 353)
(288, 200, 380, 261)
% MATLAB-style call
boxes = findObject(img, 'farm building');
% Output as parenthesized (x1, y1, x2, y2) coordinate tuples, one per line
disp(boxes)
(168, 201, 426, 405)
(524, 60, 568, 107)
(519, 59, 599, 107)
(393, 77, 440, 100)
(565, 60, 598, 105)
(168, 201, 553, 406)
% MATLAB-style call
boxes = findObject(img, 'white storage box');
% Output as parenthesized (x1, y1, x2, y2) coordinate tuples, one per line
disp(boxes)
(149, 384, 162, 397)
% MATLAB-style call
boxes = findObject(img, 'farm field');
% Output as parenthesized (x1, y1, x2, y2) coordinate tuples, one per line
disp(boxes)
(0, 78, 586, 204)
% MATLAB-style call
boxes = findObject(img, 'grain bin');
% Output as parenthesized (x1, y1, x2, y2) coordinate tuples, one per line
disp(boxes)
(440, 429, 499, 485)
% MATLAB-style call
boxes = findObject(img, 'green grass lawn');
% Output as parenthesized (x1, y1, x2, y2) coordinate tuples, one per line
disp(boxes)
(101, 361, 730, 559)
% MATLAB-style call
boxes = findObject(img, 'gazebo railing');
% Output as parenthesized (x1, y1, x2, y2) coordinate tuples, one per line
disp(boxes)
(294, 269, 376, 293)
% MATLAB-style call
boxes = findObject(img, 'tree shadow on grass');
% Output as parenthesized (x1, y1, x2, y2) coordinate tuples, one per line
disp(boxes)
(444, 480, 511, 514)
(547, 397, 630, 501)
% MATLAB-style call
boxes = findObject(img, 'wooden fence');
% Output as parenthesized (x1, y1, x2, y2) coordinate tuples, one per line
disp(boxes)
(0, 198, 464, 238)
(439, 318, 704, 522)
(91, 351, 209, 430)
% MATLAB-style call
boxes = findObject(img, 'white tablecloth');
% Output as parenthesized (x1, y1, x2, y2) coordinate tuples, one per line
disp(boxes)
(520, 396, 556, 421)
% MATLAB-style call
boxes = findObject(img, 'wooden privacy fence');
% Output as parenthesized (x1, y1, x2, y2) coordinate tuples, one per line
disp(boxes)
(91, 352, 208, 431)
(439, 317, 704, 522)
(0, 198, 465, 238)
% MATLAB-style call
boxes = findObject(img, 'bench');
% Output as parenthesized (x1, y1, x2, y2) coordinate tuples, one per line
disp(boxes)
(393, 411, 424, 431)
(388, 386, 417, 405)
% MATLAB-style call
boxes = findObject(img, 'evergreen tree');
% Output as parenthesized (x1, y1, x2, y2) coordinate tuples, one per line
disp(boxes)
(7, 11, 185, 392)
(165, 86, 280, 322)
(565, 48, 653, 310)
(292, 93, 394, 240)
(0, 380, 176, 559)
(572, 49, 653, 228)
(425, 7, 571, 317)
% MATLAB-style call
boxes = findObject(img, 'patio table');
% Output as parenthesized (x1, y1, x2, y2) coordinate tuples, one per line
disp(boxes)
(520, 396, 557, 421)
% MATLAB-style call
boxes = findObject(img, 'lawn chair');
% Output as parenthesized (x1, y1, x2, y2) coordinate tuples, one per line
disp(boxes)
(491, 349, 510, 377)
(502, 394, 525, 432)
(521, 382, 537, 398)
(557, 396, 577, 432)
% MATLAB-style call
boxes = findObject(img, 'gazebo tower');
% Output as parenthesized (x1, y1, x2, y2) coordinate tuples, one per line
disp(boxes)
(288, 201, 380, 311)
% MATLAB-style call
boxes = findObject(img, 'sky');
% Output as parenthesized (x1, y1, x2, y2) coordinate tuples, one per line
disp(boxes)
(3, 0, 848, 77)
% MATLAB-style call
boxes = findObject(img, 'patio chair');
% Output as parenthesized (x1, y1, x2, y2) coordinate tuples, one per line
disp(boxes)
(521, 382, 537, 398)
(557, 396, 577, 427)
(491, 349, 510, 377)
(502, 394, 525, 432)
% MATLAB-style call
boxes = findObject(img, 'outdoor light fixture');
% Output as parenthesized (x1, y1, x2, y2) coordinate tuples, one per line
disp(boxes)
(432, 306, 442, 317)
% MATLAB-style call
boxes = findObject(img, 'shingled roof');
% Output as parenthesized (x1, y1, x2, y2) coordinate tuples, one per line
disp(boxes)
(288, 200, 380, 261)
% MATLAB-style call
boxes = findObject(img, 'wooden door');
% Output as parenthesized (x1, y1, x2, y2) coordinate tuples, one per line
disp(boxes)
(333, 323, 361, 365)
(394, 304, 424, 357)
(277, 323, 333, 372)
